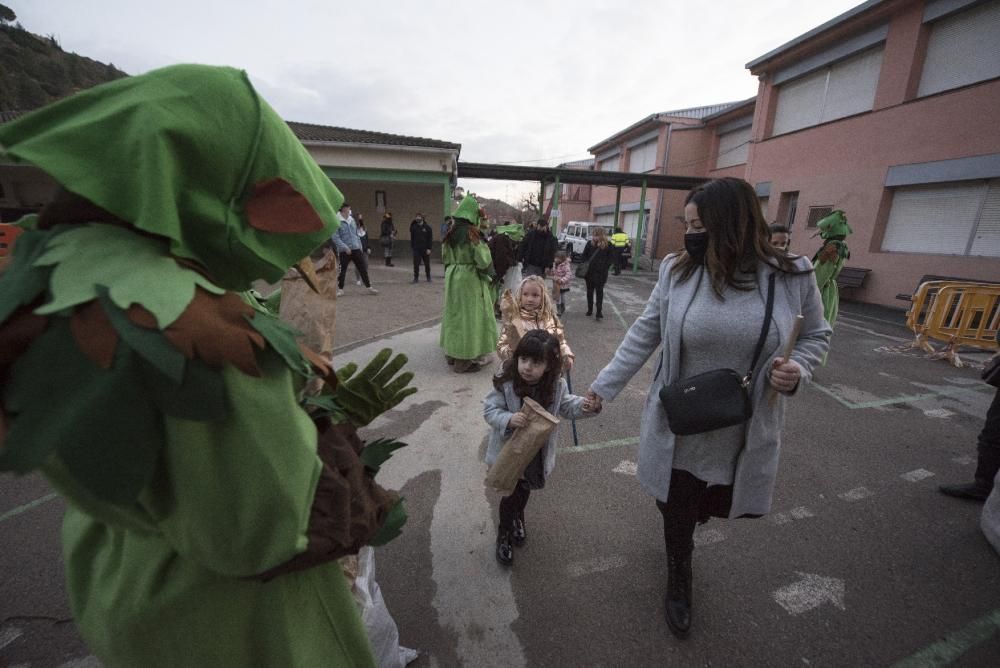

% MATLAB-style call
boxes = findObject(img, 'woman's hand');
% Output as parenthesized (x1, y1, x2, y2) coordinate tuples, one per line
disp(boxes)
(769, 357, 801, 394)
(563, 355, 574, 372)
(509, 412, 528, 429)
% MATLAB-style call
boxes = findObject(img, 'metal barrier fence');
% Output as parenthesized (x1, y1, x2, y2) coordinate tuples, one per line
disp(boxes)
(906, 280, 1000, 367)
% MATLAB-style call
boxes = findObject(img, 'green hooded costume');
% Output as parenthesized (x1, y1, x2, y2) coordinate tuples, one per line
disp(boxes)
(439, 195, 498, 363)
(0, 65, 416, 667)
(811, 209, 852, 330)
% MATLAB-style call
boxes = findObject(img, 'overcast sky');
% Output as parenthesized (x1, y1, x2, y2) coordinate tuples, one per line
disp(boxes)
(11, 0, 862, 203)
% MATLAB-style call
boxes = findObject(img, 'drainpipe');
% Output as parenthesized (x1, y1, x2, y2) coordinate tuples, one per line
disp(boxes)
(652, 122, 673, 261)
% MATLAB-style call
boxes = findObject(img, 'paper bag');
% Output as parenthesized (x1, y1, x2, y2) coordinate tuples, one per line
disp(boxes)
(485, 396, 559, 495)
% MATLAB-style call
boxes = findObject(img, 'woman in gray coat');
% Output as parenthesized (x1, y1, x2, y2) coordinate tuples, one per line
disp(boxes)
(587, 177, 830, 639)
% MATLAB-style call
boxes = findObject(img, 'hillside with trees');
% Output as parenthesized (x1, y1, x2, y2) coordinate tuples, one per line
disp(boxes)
(0, 3, 127, 111)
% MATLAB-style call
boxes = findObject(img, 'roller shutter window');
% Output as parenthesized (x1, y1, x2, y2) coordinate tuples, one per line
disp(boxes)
(621, 210, 650, 240)
(716, 125, 752, 169)
(629, 140, 658, 173)
(595, 213, 616, 228)
(772, 47, 883, 135)
(599, 157, 619, 172)
(881, 180, 1000, 257)
(918, 1, 1000, 97)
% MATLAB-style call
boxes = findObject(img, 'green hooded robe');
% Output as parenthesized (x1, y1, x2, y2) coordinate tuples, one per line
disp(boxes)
(811, 209, 852, 329)
(0, 65, 383, 667)
(439, 196, 498, 360)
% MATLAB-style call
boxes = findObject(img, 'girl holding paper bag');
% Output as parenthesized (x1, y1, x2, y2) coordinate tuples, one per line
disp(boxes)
(484, 330, 598, 566)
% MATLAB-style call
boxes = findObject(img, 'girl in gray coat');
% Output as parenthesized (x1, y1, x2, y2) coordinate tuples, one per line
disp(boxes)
(587, 177, 831, 639)
(484, 330, 597, 566)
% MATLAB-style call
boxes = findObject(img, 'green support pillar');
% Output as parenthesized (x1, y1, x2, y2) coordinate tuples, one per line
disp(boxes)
(633, 179, 648, 274)
(551, 176, 561, 236)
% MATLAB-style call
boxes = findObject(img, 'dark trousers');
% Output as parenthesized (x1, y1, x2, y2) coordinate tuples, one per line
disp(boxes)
(499, 480, 531, 531)
(585, 279, 605, 315)
(612, 247, 623, 275)
(413, 251, 431, 279)
(523, 264, 545, 278)
(976, 387, 1000, 486)
(338, 249, 371, 288)
(655, 469, 708, 557)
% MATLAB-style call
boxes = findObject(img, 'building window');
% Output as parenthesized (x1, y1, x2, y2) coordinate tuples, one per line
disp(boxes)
(595, 213, 617, 228)
(629, 140, 658, 173)
(918, 1, 1000, 97)
(715, 125, 751, 169)
(622, 210, 651, 246)
(599, 156, 620, 172)
(777, 191, 799, 228)
(771, 47, 884, 135)
(881, 179, 1000, 257)
(758, 197, 770, 222)
(375, 190, 386, 212)
(806, 206, 834, 228)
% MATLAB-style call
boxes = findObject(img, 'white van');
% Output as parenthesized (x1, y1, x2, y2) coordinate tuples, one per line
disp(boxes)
(558, 221, 613, 261)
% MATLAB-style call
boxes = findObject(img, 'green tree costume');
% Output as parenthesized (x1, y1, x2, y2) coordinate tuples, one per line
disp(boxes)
(439, 196, 498, 363)
(0, 65, 415, 667)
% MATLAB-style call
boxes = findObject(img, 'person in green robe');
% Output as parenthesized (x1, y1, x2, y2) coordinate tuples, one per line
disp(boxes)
(0, 65, 416, 667)
(811, 209, 851, 363)
(439, 195, 497, 373)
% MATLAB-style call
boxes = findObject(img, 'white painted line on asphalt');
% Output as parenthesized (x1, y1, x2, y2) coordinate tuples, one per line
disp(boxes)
(901, 469, 935, 482)
(0, 626, 24, 651)
(773, 572, 846, 616)
(790, 506, 815, 520)
(567, 555, 627, 579)
(694, 528, 726, 547)
(923, 408, 955, 418)
(837, 319, 910, 343)
(838, 487, 874, 502)
(951, 455, 975, 465)
(57, 657, 102, 668)
(612, 460, 638, 476)
(0, 492, 59, 525)
(770, 512, 792, 525)
(893, 607, 1000, 668)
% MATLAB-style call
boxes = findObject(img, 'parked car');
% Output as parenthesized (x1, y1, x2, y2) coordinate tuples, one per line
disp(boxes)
(558, 221, 613, 261)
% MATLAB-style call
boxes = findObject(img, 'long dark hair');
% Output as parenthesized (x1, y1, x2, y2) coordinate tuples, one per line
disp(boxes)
(673, 177, 804, 297)
(493, 329, 562, 409)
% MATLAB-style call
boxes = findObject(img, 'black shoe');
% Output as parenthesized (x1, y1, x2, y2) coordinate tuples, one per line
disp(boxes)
(387, 261, 395, 267)
(412, 277, 419, 283)
(496, 529, 514, 566)
(426, 276, 432, 282)
(665, 551, 692, 639)
(512, 517, 526, 547)
(585, 310, 593, 316)
(939, 482, 991, 502)
(596, 313, 603, 320)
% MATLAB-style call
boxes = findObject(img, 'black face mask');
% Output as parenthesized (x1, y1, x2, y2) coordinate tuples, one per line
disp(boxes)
(684, 232, 709, 263)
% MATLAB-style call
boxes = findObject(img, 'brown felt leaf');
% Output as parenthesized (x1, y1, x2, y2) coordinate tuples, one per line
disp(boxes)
(70, 300, 119, 369)
(299, 342, 338, 389)
(246, 177, 325, 234)
(128, 289, 266, 376)
(818, 242, 839, 264)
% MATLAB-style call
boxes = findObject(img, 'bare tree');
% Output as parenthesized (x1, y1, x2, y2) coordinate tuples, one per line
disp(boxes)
(0, 4, 17, 24)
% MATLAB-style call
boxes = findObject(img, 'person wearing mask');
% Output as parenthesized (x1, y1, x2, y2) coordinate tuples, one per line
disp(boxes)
(586, 177, 830, 639)
(380, 212, 397, 266)
(333, 203, 377, 296)
(410, 213, 434, 283)
(610, 227, 630, 275)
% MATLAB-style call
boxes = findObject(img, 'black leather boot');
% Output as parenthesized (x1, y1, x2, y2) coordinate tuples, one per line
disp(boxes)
(496, 528, 513, 566)
(512, 514, 526, 546)
(665, 550, 692, 638)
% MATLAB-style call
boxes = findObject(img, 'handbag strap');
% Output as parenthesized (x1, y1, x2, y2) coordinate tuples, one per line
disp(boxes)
(743, 272, 776, 386)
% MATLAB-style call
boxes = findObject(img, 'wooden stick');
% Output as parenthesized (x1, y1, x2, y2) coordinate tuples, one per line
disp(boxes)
(768, 314, 804, 407)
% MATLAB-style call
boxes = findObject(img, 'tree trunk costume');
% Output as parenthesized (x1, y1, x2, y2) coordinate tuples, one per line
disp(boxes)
(438, 195, 497, 370)
(0, 65, 417, 667)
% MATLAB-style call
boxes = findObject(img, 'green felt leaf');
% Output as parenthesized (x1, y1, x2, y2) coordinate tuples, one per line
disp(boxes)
(359, 438, 407, 475)
(245, 310, 310, 377)
(97, 286, 185, 384)
(0, 227, 59, 323)
(303, 393, 348, 423)
(142, 356, 228, 421)
(1, 318, 163, 504)
(370, 497, 407, 547)
(33, 224, 224, 328)
(332, 349, 417, 427)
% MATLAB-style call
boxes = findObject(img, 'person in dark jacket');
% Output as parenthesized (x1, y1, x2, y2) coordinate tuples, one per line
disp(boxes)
(518, 218, 557, 278)
(410, 213, 434, 283)
(581, 226, 615, 320)
(380, 212, 397, 266)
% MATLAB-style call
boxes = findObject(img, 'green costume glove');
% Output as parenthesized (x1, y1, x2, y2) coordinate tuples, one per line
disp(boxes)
(333, 348, 416, 427)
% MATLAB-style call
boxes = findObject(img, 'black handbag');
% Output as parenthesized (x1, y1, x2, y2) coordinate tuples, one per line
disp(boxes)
(574, 259, 590, 279)
(658, 273, 776, 436)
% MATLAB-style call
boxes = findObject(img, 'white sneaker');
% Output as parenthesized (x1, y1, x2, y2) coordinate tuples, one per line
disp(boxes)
(367, 286, 379, 295)
(355, 279, 362, 286)
(336, 289, 344, 297)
